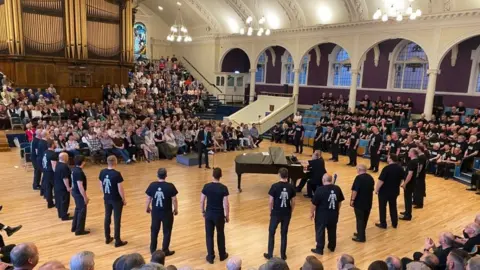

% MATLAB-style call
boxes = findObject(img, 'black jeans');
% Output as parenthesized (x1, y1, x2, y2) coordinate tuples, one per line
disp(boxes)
(294, 137, 303, 153)
(104, 200, 124, 242)
(72, 194, 87, 233)
(267, 215, 291, 257)
(32, 161, 42, 189)
(413, 176, 425, 207)
(205, 215, 226, 260)
(150, 213, 174, 254)
(54, 190, 70, 219)
(354, 208, 371, 241)
(348, 148, 357, 165)
(331, 143, 339, 160)
(43, 171, 54, 207)
(378, 194, 398, 227)
(314, 219, 337, 251)
(403, 186, 414, 218)
(197, 143, 209, 168)
(370, 149, 380, 170)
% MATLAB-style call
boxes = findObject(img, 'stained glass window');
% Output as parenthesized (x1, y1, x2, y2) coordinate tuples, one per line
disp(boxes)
(393, 42, 428, 90)
(133, 22, 147, 61)
(332, 48, 360, 87)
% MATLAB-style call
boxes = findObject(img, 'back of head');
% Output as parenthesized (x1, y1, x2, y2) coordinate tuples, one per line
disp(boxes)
(226, 256, 242, 270)
(10, 242, 39, 269)
(339, 254, 355, 269)
(368, 261, 388, 270)
(70, 251, 95, 270)
(115, 253, 145, 270)
(166, 265, 177, 270)
(385, 256, 401, 270)
(467, 256, 480, 270)
(448, 249, 470, 270)
(213, 167, 222, 180)
(151, 250, 165, 265)
(134, 263, 165, 270)
(406, 262, 431, 270)
(301, 256, 323, 270)
(38, 261, 67, 270)
(107, 155, 118, 166)
(259, 257, 289, 270)
(421, 253, 439, 269)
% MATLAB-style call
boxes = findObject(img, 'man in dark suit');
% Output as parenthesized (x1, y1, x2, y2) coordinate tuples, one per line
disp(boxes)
(196, 124, 213, 169)
(86, 105, 97, 119)
(350, 164, 374, 243)
(296, 150, 327, 198)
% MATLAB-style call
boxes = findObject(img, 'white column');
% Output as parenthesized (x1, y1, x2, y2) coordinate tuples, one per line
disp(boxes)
(249, 68, 256, 103)
(293, 68, 300, 112)
(348, 69, 359, 111)
(423, 69, 439, 120)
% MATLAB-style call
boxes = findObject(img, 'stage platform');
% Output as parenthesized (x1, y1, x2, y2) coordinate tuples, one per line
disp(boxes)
(176, 153, 206, 166)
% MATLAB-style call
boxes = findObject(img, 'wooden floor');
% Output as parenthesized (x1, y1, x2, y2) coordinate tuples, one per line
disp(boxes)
(1, 143, 479, 269)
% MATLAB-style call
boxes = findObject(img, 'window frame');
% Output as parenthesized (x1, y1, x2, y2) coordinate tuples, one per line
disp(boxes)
(255, 52, 268, 83)
(391, 41, 429, 91)
(328, 46, 362, 87)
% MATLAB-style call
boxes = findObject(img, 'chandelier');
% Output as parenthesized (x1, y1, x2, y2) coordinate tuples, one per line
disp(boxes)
(166, 7, 192, 42)
(373, 0, 422, 22)
(239, 16, 271, 37)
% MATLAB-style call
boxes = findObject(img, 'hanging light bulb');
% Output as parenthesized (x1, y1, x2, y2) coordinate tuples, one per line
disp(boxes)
(396, 14, 403, 21)
(373, 8, 381, 20)
(381, 13, 388, 22)
(246, 16, 253, 24)
(247, 26, 253, 36)
(415, 9, 422, 16)
(406, 5, 413, 15)
(265, 29, 271, 36)
(259, 16, 266, 24)
(409, 12, 417, 20)
(176, 36, 182, 42)
(239, 28, 245, 35)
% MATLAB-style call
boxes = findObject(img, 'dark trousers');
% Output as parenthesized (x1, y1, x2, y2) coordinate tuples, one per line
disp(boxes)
(197, 143, 209, 168)
(104, 200, 124, 242)
(294, 137, 303, 153)
(150, 213, 174, 254)
(378, 194, 398, 227)
(43, 172, 54, 207)
(314, 219, 337, 251)
(72, 194, 87, 233)
(413, 177, 425, 207)
(331, 144, 339, 160)
(205, 215, 226, 260)
(253, 137, 263, 146)
(348, 148, 357, 165)
(370, 149, 380, 170)
(0, 223, 4, 247)
(32, 161, 42, 189)
(267, 215, 291, 257)
(437, 162, 456, 178)
(403, 187, 414, 218)
(54, 191, 70, 219)
(354, 208, 371, 241)
(461, 156, 475, 172)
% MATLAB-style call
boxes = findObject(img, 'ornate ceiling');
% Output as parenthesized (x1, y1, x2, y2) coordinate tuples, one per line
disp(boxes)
(137, 0, 480, 36)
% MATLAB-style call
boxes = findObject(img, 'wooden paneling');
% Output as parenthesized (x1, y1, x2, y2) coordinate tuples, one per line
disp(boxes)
(58, 86, 102, 103)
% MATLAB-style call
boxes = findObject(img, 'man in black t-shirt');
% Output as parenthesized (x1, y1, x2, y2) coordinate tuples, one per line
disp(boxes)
(41, 139, 57, 208)
(71, 155, 90, 236)
(99, 155, 128, 247)
(54, 152, 72, 221)
(146, 168, 178, 255)
(330, 120, 341, 162)
(347, 126, 359, 166)
(264, 168, 296, 260)
(200, 168, 230, 264)
(37, 131, 48, 196)
(351, 165, 374, 243)
(387, 132, 401, 156)
(31, 128, 42, 191)
(310, 174, 345, 255)
(400, 149, 419, 221)
(437, 147, 463, 180)
(376, 154, 404, 229)
(413, 146, 428, 209)
(294, 121, 305, 154)
(369, 126, 383, 172)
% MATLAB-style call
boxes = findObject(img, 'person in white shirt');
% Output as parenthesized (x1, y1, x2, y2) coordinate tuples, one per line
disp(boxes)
(293, 111, 302, 122)
(66, 134, 81, 156)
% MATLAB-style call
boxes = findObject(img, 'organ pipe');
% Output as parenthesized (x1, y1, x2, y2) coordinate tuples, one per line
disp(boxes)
(15, 0, 23, 54)
(81, 0, 88, 59)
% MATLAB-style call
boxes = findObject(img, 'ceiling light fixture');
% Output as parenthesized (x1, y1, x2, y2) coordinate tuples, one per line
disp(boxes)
(158, 6, 163, 11)
(239, 16, 271, 37)
(176, 1, 181, 6)
(373, 0, 421, 22)
(166, 6, 192, 43)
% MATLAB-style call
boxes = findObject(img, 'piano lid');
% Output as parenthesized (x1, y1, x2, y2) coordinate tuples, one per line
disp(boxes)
(235, 147, 288, 165)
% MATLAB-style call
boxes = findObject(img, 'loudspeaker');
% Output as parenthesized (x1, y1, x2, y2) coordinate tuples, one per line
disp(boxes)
(283, 84, 289, 94)
(434, 96, 443, 106)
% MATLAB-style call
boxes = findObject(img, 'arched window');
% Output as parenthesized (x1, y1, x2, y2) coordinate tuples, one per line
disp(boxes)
(133, 22, 147, 61)
(281, 51, 309, 85)
(330, 47, 361, 87)
(256, 52, 267, 83)
(393, 42, 428, 90)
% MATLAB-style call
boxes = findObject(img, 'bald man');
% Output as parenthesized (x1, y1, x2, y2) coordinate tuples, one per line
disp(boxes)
(385, 256, 401, 270)
(350, 164, 374, 243)
(54, 152, 72, 221)
(10, 243, 39, 270)
(467, 256, 480, 270)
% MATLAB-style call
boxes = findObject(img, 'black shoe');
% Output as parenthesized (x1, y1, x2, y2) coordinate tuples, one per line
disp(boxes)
(413, 205, 423, 209)
(311, 248, 323, 255)
(33, 186, 41, 190)
(328, 247, 335, 252)
(375, 223, 387, 229)
(75, 230, 91, 236)
(399, 216, 412, 221)
(368, 167, 373, 171)
(5, 225, 22, 237)
(0, 205, 2, 212)
(263, 253, 272, 260)
(400, 211, 406, 215)
(353, 232, 358, 237)
(281, 255, 287, 260)
(106, 237, 114, 244)
(295, 188, 302, 193)
(62, 216, 74, 221)
(48, 204, 55, 209)
(115, 240, 128, 248)
(220, 253, 229, 261)
(346, 163, 352, 166)
(352, 237, 365, 243)
(392, 224, 398, 228)
(198, 166, 202, 169)
(466, 187, 477, 191)
(205, 166, 211, 169)
(206, 256, 214, 264)
(164, 250, 175, 256)
(333, 160, 338, 162)
(71, 228, 75, 233)
(303, 194, 313, 198)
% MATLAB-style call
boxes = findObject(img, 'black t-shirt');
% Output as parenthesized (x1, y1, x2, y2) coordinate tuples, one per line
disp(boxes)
(389, 140, 400, 154)
(332, 127, 340, 142)
(54, 162, 71, 193)
(406, 159, 419, 189)
(351, 173, 374, 210)
(268, 181, 296, 217)
(36, 139, 48, 162)
(465, 142, 480, 156)
(146, 181, 178, 217)
(294, 125, 305, 138)
(98, 169, 124, 202)
(369, 133, 383, 150)
(455, 141, 468, 153)
(202, 182, 229, 218)
(449, 153, 463, 163)
(41, 150, 57, 172)
(378, 163, 405, 197)
(349, 132, 359, 149)
(31, 137, 39, 160)
(312, 185, 345, 222)
(71, 166, 87, 196)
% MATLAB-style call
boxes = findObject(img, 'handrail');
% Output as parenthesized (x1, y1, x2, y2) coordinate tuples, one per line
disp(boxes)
(217, 94, 250, 105)
(258, 91, 292, 97)
(182, 56, 223, 94)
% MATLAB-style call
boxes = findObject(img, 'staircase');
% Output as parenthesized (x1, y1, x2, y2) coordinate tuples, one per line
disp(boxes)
(195, 94, 224, 120)
(0, 131, 11, 152)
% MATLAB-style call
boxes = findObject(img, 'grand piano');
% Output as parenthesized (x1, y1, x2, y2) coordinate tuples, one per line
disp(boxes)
(234, 147, 306, 192)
